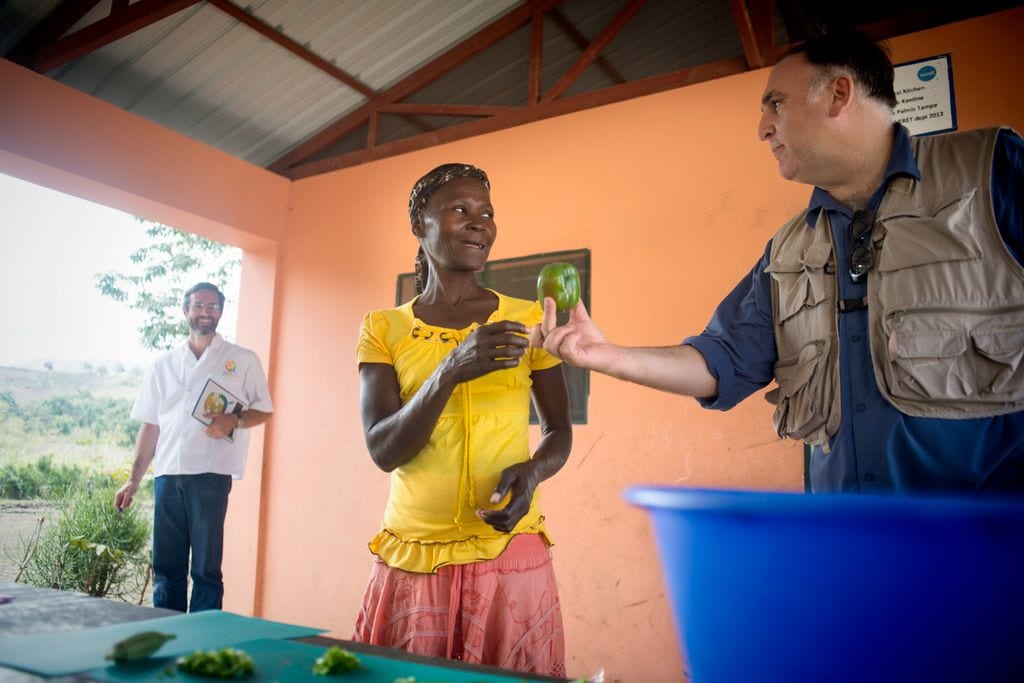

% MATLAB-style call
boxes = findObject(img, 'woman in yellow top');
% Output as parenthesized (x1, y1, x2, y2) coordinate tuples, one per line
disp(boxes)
(353, 163, 573, 677)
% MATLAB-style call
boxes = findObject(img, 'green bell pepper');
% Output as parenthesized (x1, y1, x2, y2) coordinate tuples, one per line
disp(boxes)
(537, 261, 581, 312)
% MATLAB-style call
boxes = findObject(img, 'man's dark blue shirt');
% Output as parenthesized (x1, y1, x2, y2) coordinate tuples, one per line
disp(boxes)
(686, 126, 1024, 494)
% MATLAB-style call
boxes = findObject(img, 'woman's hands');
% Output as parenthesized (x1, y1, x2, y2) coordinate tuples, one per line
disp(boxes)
(361, 320, 533, 473)
(442, 320, 529, 383)
(476, 364, 572, 534)
(477, 460, 541, 533)
(455, 321, 538, 533)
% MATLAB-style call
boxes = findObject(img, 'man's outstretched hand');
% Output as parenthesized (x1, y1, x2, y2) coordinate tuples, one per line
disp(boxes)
(531, 296, 611, 372)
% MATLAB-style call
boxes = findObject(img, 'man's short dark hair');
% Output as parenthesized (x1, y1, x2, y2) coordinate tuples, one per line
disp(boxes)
(789, 30, 898, 109)
(183, 282, 225, 311)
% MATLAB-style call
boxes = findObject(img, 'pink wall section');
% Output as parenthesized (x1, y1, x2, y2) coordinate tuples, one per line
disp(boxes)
(0, 64, 288, 249)
(2, 8, 1023, 682)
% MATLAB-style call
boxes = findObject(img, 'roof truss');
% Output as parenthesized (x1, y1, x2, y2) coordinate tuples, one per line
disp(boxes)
(7, 0, 997, 179)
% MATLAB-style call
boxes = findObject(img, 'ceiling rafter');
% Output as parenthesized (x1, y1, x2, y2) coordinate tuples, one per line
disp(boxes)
(272, 0, 701, 178)
(269, 0, 650, 175)
(548, 8, 627, 86)
(378, 103, 520, 117)
(730, 0, 777, 69)
(4, 0, 998, 179)
(355, 0, 639, 144)
(205, 0, 435, 141)
(15, 0, 202, 73)
(527, 5, 544, 106)
(541, 0, 643, 104)
(7, 0, 101, 65)
(283, 55, 749, 180)
(268, 0, 565, 174)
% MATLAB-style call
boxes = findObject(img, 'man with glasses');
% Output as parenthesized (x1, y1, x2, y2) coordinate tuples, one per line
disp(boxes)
(114, 282, 273, 610)
(536, 31, 1024, 494)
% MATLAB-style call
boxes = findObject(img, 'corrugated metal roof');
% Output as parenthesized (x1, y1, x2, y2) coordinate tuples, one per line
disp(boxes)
(15, 0, 520, 166)
(2, 0, 1020, 176)
(0, 0, 59, 53)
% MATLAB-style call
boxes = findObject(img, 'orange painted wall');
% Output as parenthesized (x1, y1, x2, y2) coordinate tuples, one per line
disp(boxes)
(1, 7, 1023, 683)
(258, 9, 1024, 682)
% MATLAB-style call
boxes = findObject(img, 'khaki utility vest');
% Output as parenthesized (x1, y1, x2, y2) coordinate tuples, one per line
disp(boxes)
(765, 127, 1024, 448)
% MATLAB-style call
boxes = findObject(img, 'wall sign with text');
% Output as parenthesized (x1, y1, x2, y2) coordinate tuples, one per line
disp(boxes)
(893, 54, 956, 136)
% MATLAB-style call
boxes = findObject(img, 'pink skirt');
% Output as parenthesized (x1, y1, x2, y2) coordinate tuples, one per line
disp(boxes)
(353, 533, 566, 677)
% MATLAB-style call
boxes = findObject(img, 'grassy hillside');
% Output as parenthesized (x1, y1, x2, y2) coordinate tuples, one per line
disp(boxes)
(0, 366, 140, 471)
(0, 365, 142, 403)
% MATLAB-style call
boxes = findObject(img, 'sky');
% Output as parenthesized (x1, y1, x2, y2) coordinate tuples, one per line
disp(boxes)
(0, 172, 240, 372)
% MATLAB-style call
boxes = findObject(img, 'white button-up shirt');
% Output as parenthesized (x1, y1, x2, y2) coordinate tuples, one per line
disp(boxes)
(131, 334, 273, 478)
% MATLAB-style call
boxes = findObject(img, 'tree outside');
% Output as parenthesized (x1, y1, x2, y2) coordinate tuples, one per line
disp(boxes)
(95, 220, 241, 351)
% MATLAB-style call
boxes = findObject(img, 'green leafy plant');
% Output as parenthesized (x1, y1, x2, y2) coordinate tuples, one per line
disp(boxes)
(19, 483, 151, 600)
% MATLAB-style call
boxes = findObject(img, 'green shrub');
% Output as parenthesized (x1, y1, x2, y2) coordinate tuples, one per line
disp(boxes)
(0, 455, 121, 500)
(0, 461, 35, 499)
(20, 483, 151, 600)
(15, 391, 136, 445)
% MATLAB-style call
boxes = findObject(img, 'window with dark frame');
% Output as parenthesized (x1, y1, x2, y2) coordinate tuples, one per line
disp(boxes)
(396, 248, 591, 424)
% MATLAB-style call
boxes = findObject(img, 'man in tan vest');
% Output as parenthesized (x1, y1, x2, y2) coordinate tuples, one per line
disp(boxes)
(533, 31, 1024, 494)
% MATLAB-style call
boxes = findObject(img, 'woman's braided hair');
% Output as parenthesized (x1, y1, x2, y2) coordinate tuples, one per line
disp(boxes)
(408, 163, 490, 294)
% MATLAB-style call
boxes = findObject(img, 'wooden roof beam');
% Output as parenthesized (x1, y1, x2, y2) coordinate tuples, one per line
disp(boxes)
(282, 55, 747, 180)
(7, 0, 102, 67)
(730, 0, 776, 69)
(19, 0, 202, 73)
(268, 0, 565, 174)
(548, 8, 628, 87)
(378, 103, 520, 117)
(541, 0, 644, 104)
(528, 5, 544, 105)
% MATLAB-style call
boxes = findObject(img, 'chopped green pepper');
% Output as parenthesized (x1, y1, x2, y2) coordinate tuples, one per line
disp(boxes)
(176, 648, 254, 678)
(537, 261, 581, 312)
(312, 646, 362, 675)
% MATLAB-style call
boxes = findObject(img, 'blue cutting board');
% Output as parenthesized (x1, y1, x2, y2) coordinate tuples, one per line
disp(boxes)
(90, 638, 547, 682)
(0, 611, 325, 676)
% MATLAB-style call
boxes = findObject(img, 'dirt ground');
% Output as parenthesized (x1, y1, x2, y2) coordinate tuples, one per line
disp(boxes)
(0, 500, 52, 582)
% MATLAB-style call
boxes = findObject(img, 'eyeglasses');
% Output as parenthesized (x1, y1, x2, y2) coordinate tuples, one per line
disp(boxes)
(189, 302, 222, 312)
(848, 208, 876, 282)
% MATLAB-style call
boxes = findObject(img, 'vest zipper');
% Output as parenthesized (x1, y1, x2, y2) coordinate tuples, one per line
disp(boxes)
(886, 302, 1024, 328)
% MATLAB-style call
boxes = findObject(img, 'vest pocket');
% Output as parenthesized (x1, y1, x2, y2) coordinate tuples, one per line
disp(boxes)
(883, 311, 1024, 404)
(766, 338, 833, 443)
(972, 326, 1024, 395)
(887, 329, 972, 400)
(766, 242, 834, 324)
(876, 190, 981, 272)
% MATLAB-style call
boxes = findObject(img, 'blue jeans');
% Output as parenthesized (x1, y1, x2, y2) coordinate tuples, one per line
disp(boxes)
(152, 474, 232, 612)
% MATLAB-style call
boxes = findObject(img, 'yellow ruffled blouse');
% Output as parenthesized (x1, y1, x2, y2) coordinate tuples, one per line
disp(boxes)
(356, 290, 562, 574)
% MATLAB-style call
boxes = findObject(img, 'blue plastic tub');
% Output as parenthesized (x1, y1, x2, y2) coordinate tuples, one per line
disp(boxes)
(625, 486, 1024, 683)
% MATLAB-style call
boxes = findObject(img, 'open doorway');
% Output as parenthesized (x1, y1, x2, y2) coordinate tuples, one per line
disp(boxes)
(0, 172, 242, 602)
